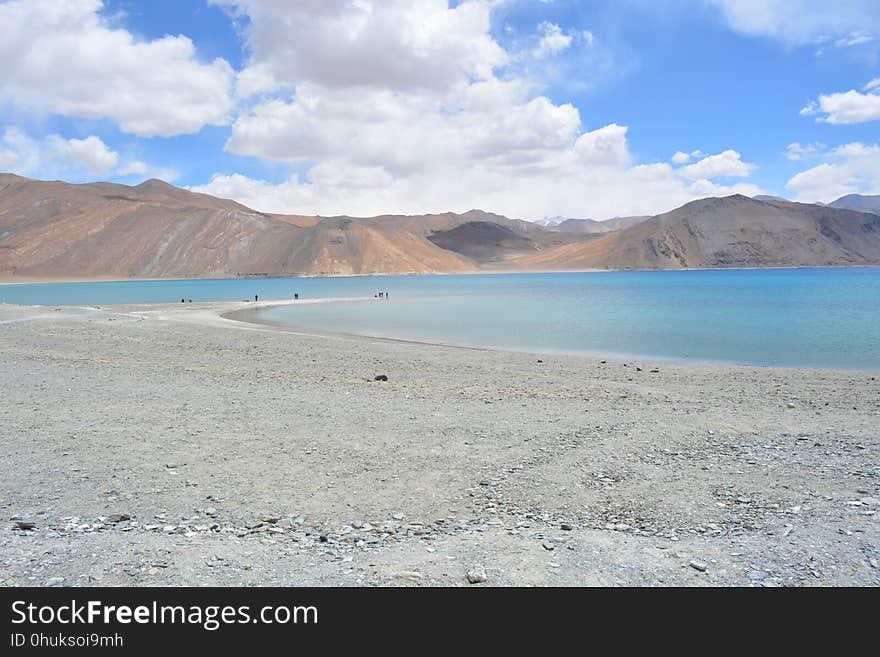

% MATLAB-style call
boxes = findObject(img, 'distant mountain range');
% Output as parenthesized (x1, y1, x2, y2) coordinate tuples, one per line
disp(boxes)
(1, 173, 879, 280)
(828, 194, 880, 215)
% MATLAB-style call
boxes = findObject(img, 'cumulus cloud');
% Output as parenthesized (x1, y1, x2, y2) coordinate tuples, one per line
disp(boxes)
(705, 0, 880, 46)
(0, 129, 119, 178)
(534, 22, 574, 59)
(214, 0, 507, 97)
(680, 150, 755, 180)
(0, 0, 234, 137)
(0, 128, 172, 182)
(117, 161, 150, 176)
(193, 126, 761, 219)
(786, 141, 880, 202)
(801, 79, 880, 124)
(183, 1, 764, 219)
(61, 136, 119, 174)
(670, 149, 704, 164)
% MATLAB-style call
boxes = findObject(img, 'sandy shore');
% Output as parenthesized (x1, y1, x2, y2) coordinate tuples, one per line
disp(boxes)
(0, 299, 878, 586)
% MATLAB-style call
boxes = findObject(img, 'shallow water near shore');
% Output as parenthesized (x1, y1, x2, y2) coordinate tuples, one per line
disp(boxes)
(2, 268, 880, 369)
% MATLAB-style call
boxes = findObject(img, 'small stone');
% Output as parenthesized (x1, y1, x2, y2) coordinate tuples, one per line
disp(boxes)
(147, 567, 160, 576)
(560, 523, 573, 531)
(46, 577, 65, 587)
(786, 403, 795, 409)
(689, 559, 708, 572)
(542, 540, 555, 551)
(107, 513, 131, 524)
(392, 512, 405, 521)
(351, 520, 364, 529)
(860, 497, 880, 507)
(293, 513, 307, 525)
(14, 520, 36, 531)
(466, 568, 488, 584)
(395, 571, 423, 582)
(374, 375, 388, 382)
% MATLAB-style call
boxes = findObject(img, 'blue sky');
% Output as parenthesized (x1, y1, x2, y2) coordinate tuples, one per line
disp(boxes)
(1, 0, 879, 219)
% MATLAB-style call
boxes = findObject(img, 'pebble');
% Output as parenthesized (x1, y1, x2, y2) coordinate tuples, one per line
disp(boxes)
(395, 571, 423, 582)
(374, 375, 388, 382)
(466, 568, 488, 584)
(542, 540, 555, 551)
(689, 559, 708, 572)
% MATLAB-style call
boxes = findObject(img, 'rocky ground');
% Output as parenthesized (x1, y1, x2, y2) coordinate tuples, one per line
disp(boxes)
(0, 301, 878, 586)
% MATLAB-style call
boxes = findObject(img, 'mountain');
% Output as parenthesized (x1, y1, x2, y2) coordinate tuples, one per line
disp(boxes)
(511, 195, 880, 270)
(828, 194, 880, 215)
(2, 174, 879, 281)
(552, 215, 651, 234)
(0, 173, 477, 278)
(0, 174, 589, 279)
(753, 194, 789, 203)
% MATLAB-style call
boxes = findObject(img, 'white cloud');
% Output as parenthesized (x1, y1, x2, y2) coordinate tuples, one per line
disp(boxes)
(214, 0, 507, 97)
(785, 142, 824, 160)
(534, 22, 573, 59)
(188, 1, 761, 219)
(786, 141, 880, 202)
(193, 125, 761, 219)
(0, 128, 174, 182)
(61, 136, 119, 174)
(0, 0, 234, 137)
(680, 150, 755, 179)
(705, 0, 880, 46)
(801, 79, 880, 124)
(0, 129, 119, 178)
(671, 151, 692, 164)
(117, 161, 150, 176)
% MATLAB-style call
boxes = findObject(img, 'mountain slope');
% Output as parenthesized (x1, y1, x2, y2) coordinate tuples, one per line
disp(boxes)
(3, 175, 879, 280)
(553, 215, 651, 234)
(829, 194, 880, 215)
(511, 195, 880, 270)
(0, 174, 482, 279)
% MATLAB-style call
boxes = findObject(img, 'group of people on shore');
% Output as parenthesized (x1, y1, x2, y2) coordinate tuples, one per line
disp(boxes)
(374, 291, 390, 300)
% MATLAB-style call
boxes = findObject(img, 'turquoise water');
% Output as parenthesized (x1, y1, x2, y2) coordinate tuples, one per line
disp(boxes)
(2, 269, 880, 369)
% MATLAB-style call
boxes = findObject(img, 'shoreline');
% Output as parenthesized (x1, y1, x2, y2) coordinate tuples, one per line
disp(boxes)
(51, 297, 876, 374)
(2, 263, 879, 287)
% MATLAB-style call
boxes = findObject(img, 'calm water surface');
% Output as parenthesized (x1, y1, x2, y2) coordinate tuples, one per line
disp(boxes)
(2, 269, 879, 369)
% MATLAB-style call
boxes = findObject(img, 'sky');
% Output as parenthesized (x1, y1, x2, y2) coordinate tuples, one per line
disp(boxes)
(1, 0, 879, 220)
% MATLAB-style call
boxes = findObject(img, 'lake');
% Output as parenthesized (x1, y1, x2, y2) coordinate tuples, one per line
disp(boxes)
(2, 268, 879, 369)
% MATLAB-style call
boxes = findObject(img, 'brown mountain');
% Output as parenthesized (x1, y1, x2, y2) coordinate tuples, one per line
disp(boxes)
(0, 173, 588, 280)
(2, 174, 879, 281)
(512, 195, 880, 270)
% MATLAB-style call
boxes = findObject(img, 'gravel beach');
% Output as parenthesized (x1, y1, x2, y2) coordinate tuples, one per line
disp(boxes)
(1, 300, 878, 586)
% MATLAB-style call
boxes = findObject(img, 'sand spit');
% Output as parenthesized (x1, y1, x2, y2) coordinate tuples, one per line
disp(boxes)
(0, 301, 877, 586)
